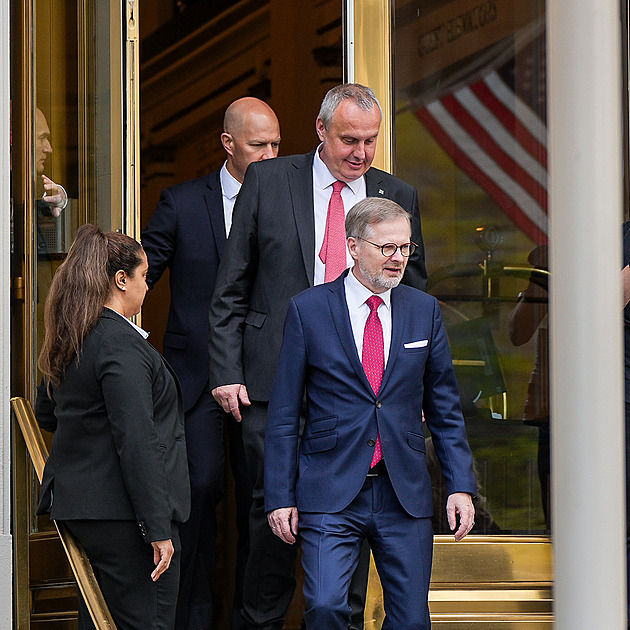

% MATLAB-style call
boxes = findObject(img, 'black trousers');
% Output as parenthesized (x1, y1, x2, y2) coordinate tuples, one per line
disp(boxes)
(66, 519, 180, 630)
(177, 391, 253, 630)
(240, 401, 368, 630)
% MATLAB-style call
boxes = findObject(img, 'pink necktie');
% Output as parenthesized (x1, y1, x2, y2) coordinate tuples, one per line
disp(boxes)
(363, 295, 384, 467)
(319, 181, 347, 282)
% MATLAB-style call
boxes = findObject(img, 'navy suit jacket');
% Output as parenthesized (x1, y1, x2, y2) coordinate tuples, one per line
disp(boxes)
(264, 272, 477, 518)
(142, 169, 226, 411)
(208, 150, 428, 402)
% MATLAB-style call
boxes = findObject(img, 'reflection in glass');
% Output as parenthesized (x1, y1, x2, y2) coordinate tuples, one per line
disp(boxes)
(394, 0, 548, 533)
(32, 0, 117, 534)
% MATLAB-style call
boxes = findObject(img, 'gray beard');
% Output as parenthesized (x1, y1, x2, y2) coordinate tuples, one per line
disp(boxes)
(358, 259, 403, 291)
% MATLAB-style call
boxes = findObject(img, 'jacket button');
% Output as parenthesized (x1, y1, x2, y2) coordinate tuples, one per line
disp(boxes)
(368, 439, 376, 447)
(375, 401, 382, 408)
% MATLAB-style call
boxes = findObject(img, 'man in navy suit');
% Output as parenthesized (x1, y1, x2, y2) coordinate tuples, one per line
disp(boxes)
(209, 84, 427, 630)
(265, 198, 477, 629)
(142, 97, 281, 630)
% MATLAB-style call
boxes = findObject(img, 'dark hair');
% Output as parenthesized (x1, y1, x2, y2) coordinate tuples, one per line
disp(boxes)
(38, 224, 144, 384)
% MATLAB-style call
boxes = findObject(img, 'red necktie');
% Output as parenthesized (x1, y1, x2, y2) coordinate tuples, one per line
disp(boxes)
(363, 295, 384, 467)
(319, 181, 347, 282)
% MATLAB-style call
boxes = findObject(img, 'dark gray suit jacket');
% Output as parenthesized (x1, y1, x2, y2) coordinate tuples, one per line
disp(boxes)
(36, 309, 191, 543)
(208, 150, 428, 401)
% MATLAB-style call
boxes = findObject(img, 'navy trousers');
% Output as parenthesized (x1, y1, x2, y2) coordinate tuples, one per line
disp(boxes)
(299, 474, 433, 630)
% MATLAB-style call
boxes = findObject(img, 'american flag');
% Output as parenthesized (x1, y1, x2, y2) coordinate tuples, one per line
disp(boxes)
(415, 37, 548, 244)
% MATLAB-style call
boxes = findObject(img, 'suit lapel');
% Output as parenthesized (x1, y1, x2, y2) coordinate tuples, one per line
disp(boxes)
(205, 170, 227, 259)
(327, 274, 375, 396)
(288, 151, 317, 286)
(380, 285, 406, 393)
(365, 168, 387, 199)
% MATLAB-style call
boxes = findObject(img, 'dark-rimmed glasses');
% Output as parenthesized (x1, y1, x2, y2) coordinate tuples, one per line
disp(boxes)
(355, 237, 417, 258)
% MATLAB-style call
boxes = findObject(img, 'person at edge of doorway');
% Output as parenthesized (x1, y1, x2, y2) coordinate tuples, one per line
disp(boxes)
(36, 224, 190, 630)
(507, 244, 550, 531)
(142, 97, 280, 630)
(265, 197, 476, 629)
(36, 107, 68, 218)
(208, 83, 428, 630)
(621, 221, 630, 629)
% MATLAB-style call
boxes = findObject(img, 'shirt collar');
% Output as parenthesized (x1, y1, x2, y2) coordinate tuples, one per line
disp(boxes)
(220, 161, 242, 200)
(313, 145, 364, 196)
(105, 307, 150, 339)
(344, 267, 392, 312)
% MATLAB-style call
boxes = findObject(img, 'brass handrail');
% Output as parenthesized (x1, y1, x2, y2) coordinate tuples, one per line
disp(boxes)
(10, 396, 117, 629)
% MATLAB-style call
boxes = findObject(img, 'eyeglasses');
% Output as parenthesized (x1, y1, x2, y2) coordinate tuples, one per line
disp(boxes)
(355, 237, 417, 258)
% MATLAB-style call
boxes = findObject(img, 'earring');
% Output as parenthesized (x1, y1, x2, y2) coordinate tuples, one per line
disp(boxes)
(121, 286, 126, 291)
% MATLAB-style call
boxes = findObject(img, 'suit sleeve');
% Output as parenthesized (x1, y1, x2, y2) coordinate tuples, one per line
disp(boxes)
(141, 188, 178, 290)
(208, 163, 260, 389)
(35, 378, 58, 433)
(264, 298, 308, 512)
(422, 299, 477, 497)
(96, 332, 173, 543)
(403, 187, 428, 292)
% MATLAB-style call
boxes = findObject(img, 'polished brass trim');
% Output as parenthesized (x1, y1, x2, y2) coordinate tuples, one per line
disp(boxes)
(11, 397, 118, 629)
(77, 0, 93, 227)
(452, 359, 486, 367)
(125, 0, 140, 241)
(13, 0, 35, 623)
(351, 0, 392, 173)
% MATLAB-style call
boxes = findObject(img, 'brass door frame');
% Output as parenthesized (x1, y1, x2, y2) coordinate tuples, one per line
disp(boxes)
(11, 0, 140, 624)
(346, 0, 553, 625)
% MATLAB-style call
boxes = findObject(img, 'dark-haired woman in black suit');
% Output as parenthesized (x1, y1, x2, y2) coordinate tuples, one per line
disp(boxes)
(37, 224, 190, 629)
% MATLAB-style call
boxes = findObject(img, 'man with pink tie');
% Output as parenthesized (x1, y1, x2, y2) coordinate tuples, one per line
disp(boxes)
(265, 198, 476, 629)
(209, 84, 427, 630)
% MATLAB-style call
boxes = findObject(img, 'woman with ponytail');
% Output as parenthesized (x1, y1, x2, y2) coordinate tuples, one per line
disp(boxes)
(36, 224, 190, 630)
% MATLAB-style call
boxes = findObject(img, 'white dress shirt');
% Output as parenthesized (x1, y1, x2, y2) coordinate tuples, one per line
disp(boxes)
(106, 307, 150, 339)
(220, 162, 242, 237)
(313, 147, 367, 286)
(344, 268, 392, 366)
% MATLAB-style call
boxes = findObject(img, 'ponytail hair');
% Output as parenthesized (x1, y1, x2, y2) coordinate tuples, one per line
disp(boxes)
(38, 224, 144, 384)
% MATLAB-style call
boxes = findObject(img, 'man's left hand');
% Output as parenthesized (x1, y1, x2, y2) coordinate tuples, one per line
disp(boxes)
(446, 492, 475, 541)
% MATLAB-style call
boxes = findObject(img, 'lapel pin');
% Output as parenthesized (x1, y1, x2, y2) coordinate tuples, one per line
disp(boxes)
(379, 189, 384, 195)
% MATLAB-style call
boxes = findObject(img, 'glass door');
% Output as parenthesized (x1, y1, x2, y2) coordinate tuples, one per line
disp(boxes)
(11, 0, 138, 624)
(349, 0, 553, 626)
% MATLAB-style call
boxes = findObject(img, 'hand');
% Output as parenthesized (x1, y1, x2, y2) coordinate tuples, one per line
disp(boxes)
(267, 507, 299, 544)
(212, 384, 250, 422)
(446, 492, 475, 541)
(150, 539, 174, 581)
(41, 175, 68, 217)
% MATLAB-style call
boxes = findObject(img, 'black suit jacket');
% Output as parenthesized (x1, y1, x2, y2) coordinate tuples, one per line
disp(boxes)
(142, 170, 226, 411)
(36, 309, 191, 543)
(208, 150, 428, 401)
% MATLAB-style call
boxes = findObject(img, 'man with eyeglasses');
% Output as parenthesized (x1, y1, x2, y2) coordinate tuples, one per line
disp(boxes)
(265, 197, 476, 629)
(208, 83, 427, 630)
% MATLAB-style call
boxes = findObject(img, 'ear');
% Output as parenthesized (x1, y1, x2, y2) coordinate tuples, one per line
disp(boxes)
(221, 132, 234, 156)
(114, 270, 127, 291)
(315, 117, 326, 143)
(347, 236, 360, 261)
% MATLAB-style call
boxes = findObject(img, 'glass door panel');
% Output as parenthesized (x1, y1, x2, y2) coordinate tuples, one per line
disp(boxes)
(11, 0, 132, 623)
(394, 0, 549, 535)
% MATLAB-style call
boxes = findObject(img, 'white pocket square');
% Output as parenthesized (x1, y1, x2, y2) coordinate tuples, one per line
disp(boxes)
(404, 340, 428, 349)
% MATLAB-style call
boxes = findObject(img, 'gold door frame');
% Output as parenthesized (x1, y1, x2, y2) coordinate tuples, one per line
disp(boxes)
(11, 0, 140, 624)
(347, 1, 553, 626)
